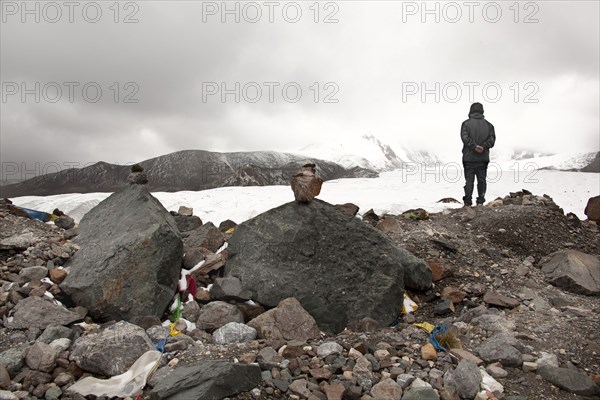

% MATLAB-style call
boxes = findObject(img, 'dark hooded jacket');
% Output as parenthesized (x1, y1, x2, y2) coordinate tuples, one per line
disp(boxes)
(461, 104, 496, 163)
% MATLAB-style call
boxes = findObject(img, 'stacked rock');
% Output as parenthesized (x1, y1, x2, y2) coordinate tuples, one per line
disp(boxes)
(127, 163, 148, 185)
(53, 209, 75, 230)
(291, 164, 323, 203)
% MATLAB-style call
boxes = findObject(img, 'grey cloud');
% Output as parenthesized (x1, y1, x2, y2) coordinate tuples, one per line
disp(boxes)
(1, 1, 598, 169)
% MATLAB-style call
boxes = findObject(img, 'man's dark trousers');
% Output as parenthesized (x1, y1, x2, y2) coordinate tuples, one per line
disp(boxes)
(463, 161, 489, 205)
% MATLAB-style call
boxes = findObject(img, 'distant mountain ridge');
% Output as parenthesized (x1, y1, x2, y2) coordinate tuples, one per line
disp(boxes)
(438, 147, 599, 172)
(298, 134, 441, 172)
(493, 150, 599, 172)
(0, 150, 377, 198)
(298, 135, 600, 173)
(541, 151, 600, 173)
(2, 137, 597, 198)
(580, 152, 600, 172)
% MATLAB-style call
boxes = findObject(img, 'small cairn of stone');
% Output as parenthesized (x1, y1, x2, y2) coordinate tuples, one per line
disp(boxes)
(127, 163, 148, 185)
(291, 163, 323, 203)
(52, 208, 75, 230)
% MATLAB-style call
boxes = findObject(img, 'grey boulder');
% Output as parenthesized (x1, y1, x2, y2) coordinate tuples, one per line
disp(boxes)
(226, 199, 432, 333)
(540, 250, 600, 296)
(248, 297, 321, 341)
(70, 321, 154, 376)
(18, 266, 48, 282)
(0, 345, 29, 376)
(196, 301, 244, 332)
(444, 359, 481, 399)
(0, 232, 39, 250)
(401, 388, 440, 400)
(538, 365, 600, 397)
(475, 335, 523, 367)
(25, 342, 60, 373)
(61, 184, 183, 322)
(212, 322, 257, 344)
(7, 297, 82, 330)
(148, 361, 261, 400)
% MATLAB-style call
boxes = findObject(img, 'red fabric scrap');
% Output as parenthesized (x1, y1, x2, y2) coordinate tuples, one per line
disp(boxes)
(186, 274, 197, 298)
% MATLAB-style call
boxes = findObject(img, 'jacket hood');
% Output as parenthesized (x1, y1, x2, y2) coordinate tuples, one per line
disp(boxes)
(469, 112, 485, 119)
(469, 102, 484, 114)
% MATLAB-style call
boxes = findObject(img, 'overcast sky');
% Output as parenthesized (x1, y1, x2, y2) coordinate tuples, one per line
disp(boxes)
(1, 0, 599, 169)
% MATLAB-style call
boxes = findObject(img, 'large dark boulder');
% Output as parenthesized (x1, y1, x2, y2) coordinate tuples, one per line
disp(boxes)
(61, 185, 183, 321)
(225, 199, 432, 333)
(7, 297, 82, 330)
(540, 250, 600, 296)
(148, 361, 261, 400)
(538, 365, 600, 397)
(70, 321, 154, 376)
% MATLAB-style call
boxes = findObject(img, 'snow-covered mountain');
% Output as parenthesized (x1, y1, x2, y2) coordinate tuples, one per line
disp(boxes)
(491, 149, 555, 162)
(298, 134, 598, 173)
(491, 149, 599, 172)
(538, 152, 599, 172)
(438, 145, 599, 172)
(298, 134, 441, 172)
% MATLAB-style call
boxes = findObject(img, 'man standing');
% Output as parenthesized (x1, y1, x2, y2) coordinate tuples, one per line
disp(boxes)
(461, 102, 496, 206)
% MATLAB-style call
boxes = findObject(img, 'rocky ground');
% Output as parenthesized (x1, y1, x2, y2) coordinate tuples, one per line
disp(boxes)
(0, 189, 599, 400)
(374, 196, 600, 400)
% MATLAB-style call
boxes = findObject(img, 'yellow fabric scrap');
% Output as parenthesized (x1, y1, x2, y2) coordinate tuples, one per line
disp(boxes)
(413, 322, 436, 333)
(225, 227, 235, 234)
(169, 322, 182, 337)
